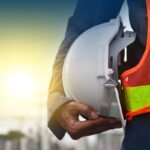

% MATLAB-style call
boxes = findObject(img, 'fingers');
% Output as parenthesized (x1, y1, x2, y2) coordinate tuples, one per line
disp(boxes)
(60, 101, 99, 121)
(79, 121, 121, 139)
(66, 116, 121, 140)
(76, 117, 121, 131)
(56, 101, 122, 140)
(76, 102, 99, 120)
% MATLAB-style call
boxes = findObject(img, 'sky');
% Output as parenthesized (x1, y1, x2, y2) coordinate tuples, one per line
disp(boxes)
(0, 0, 77, 120)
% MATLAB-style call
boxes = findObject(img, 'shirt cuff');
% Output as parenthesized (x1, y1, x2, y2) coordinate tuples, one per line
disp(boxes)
(47, 92, 71, 139)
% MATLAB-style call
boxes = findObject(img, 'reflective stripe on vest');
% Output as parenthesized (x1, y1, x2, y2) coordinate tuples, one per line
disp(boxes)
(121, 0, 150, 121)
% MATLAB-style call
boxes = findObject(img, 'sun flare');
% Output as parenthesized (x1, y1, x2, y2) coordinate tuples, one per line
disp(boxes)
(5, 69, 34, 98)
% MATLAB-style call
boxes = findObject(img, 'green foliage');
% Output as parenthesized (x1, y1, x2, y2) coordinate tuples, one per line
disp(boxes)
(5, 131, 25, 140)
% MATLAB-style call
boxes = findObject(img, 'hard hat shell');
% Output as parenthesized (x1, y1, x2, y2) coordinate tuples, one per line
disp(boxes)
(62, 18, 135, 125)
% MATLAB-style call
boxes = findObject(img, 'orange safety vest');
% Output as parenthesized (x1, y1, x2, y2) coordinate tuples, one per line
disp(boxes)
(121, 0, 150, 121)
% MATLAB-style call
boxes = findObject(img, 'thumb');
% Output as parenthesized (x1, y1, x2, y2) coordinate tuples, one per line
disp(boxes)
(76, 102, 99, 120)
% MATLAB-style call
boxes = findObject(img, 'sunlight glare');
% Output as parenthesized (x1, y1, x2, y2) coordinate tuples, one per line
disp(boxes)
(5, 69, 34, 98)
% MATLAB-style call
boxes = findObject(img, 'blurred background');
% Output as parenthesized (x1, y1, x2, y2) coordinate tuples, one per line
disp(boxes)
(0, 0, 131, 150)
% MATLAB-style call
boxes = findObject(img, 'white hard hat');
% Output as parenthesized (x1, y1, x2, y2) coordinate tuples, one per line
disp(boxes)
(62, 17, 135, 127)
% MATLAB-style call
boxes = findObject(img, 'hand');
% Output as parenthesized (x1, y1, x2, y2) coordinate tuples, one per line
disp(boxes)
(56, 101, 122, 140)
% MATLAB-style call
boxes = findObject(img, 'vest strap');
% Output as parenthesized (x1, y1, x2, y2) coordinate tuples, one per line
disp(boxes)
(124, 85, 150, 120)
(124, 85, 150, 111)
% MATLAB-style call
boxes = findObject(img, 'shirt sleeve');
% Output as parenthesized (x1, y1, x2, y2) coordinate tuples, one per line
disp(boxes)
(47, 16, 83, 140)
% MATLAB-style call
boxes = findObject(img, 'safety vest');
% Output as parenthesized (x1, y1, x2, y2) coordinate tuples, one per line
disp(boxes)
(121, 0, 150, 121)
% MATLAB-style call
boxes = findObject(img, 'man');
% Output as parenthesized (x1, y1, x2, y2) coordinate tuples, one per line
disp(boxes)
(48, 0, 149, 149)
